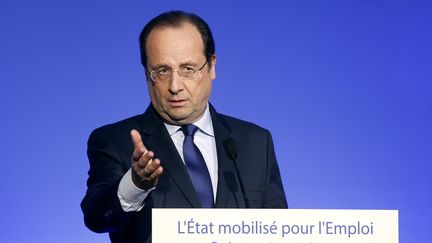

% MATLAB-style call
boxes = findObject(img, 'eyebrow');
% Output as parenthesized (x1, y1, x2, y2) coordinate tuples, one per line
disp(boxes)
(150, 60, 200, 70)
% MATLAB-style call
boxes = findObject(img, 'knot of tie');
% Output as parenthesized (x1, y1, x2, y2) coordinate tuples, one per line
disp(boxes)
(181, 124, 198, 137)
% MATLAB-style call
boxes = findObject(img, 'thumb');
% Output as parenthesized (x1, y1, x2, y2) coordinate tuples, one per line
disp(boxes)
(130, 129, 147, 159)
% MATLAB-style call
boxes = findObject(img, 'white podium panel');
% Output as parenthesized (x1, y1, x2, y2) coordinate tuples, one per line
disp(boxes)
(152, 209, 398, 243)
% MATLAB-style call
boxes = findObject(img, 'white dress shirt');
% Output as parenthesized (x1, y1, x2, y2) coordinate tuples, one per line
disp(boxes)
(117, 105, 218, 211)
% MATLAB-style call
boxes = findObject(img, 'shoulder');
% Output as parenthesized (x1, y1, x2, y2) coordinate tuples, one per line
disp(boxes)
(216, 112, 272, 140)
(89, 114, 144, 143)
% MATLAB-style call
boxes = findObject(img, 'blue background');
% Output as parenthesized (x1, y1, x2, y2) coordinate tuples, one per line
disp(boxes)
(1, 0, 431, 242)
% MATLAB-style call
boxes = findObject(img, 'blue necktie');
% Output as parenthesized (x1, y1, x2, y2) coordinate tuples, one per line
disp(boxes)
(181, 125, 214, 208)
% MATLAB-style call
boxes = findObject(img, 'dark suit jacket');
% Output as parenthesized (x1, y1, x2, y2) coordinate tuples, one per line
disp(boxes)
(81, 104, 287, 243)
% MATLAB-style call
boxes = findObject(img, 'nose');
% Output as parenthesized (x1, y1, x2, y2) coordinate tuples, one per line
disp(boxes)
(168, 71, 184, 94)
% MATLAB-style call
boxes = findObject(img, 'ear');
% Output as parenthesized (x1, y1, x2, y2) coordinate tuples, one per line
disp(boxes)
(210, 54, 216, 80)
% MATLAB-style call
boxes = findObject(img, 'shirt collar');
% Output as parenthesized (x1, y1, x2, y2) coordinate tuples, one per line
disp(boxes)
(164, 104, 214, 137)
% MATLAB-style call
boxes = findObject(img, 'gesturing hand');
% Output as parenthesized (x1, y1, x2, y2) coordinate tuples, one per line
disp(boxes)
(130, 129, 163, 190)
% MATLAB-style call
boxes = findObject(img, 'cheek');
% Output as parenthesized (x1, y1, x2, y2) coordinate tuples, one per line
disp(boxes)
(192, 81, 212, 104)
(149, 85, 166, 105)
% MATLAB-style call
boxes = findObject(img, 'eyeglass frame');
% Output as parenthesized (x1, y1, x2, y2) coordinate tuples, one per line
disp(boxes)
(148, 60, 209, 83)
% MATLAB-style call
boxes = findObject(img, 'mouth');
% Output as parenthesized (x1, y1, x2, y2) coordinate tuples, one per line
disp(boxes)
(168, 99, 187, 108)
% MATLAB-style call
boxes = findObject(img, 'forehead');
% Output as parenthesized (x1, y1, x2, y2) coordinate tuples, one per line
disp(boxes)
(145, 22, 205, 66)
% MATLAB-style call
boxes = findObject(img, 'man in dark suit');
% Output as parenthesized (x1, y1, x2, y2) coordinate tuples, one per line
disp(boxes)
(81, 10, 287, 243)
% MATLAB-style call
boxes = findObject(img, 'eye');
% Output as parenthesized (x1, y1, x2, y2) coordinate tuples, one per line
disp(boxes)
(181, 66, 197, 73)
(157, 67, 170, 75)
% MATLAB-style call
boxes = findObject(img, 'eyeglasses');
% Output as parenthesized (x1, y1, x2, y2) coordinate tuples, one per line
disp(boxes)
(149, 60, 208, 83)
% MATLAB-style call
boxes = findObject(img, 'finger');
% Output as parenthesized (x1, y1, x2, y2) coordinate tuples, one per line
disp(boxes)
(130, 129, 147, 160)
(134, 151, 154, 170)
(143, 157, 160, 173)
(145, 162, 163, 184)
(131, 160, 163, 189)
(141, 150, 154, 162)
(137, 156, 158, 177)
(147, 168, 163, 185)
(134, 157, 160, 179)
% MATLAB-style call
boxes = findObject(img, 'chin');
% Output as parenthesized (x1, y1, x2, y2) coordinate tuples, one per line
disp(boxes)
(165, 111, 192, 123)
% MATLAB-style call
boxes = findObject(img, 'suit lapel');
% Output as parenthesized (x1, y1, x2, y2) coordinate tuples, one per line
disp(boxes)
(139, 105, 201, 208)
(210, 105, 243, 208)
